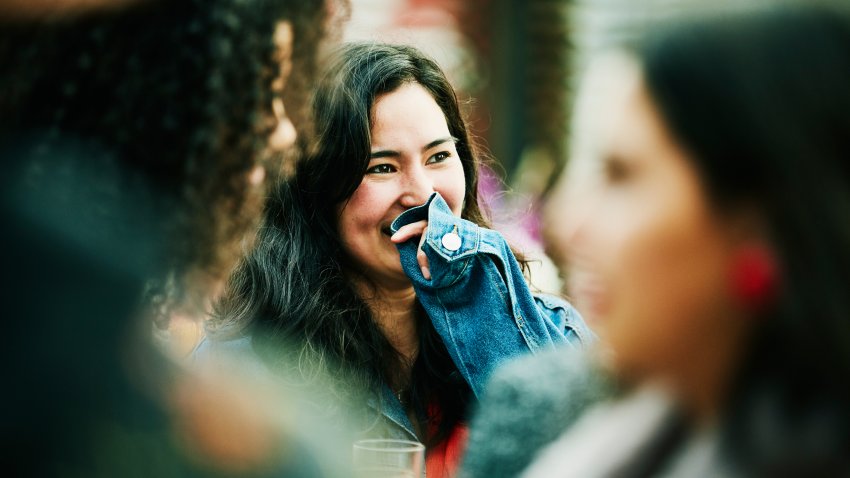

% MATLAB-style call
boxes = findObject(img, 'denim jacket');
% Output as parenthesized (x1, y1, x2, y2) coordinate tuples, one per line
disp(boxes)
(195, 193, 592, 442)
(371, 192, 592, 440)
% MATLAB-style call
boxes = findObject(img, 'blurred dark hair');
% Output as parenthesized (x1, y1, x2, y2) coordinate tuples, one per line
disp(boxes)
(211, 42, 508, 444)
(0, 0, 329, 474)
(0, 0, 327, 294)
(638, 3, 850, 473)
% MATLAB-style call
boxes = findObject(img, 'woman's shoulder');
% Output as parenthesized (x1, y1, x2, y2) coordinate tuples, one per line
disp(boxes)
(192, 333, 252, 357)
(532, 293, 574, 314)
(461, 348, 612, 478)
(485, 347, 608, 404)
(190, 333, 272, 379)
(533, 293, 596, 346)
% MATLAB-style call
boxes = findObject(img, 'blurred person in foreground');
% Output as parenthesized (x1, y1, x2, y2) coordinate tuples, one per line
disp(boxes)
(462, 2, 850, 477)
(0, 0, 346, 475)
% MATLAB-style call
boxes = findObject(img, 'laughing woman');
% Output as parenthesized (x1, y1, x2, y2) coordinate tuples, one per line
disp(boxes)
(197, 42, 592, 475)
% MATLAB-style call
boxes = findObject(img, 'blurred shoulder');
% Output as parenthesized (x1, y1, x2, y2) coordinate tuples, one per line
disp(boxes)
(462, 348, 613, 478)
(190, 334, 271, 379)
(486, 346, 605, 404)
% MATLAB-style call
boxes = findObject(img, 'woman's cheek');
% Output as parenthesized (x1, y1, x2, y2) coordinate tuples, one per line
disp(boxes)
(436, 165, 466, 215)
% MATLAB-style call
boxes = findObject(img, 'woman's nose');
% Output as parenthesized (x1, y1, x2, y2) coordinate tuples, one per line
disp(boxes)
(399, 165, 435, 208)
(543, 174, 596, 266)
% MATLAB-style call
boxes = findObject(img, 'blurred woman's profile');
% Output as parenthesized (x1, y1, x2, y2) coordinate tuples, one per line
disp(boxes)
(539, 3, 850, 475)
(465, 2, 850, 477)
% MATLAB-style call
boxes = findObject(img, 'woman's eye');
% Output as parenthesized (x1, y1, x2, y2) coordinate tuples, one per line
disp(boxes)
(426, 151, 452, 164)
(366, 164, 396, 174)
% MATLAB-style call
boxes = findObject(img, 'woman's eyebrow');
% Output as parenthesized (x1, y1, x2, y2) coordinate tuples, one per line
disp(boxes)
(369, 149, 400, 159)
(422, 136, 457, 152)
(369, 137, 457, 159)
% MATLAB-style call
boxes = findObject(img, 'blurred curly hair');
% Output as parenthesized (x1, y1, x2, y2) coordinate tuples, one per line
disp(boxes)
(0, 0, 329, 298)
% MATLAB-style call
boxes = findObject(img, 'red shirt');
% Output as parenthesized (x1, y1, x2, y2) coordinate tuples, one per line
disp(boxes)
(425, 404, 469, 478)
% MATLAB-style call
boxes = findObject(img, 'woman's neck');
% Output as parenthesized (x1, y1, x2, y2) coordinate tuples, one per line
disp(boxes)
(356, 280, 420, 365)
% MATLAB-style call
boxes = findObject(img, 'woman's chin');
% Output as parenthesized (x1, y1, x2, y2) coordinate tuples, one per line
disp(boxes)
(359, 266, 413, 291)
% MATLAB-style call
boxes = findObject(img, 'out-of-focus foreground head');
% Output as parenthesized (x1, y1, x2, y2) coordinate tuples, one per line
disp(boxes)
(547, 1, 850, 472)
(1, 0, 341, 475)
(0, 0, 329, 307)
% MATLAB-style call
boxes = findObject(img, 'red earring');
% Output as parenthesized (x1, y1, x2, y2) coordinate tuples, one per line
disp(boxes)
(729, 245, 779, 313)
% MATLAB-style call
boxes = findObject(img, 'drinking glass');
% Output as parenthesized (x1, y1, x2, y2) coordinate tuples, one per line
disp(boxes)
(352, 438, 425, 478)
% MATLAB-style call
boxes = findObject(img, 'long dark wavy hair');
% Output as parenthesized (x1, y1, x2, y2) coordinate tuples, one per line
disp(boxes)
(638, 3, 850, 473)
(211, 42, 517, 445)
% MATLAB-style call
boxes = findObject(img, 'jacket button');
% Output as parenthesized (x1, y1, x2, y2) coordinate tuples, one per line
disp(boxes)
(441, 228, 461, 251)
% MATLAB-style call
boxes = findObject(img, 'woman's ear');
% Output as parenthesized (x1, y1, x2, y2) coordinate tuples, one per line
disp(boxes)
(728, 243, 779, 314)
(723, 206, 780, 315)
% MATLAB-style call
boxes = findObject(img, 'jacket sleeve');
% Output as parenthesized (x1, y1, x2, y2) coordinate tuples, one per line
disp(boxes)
(391, 192, 587, 396)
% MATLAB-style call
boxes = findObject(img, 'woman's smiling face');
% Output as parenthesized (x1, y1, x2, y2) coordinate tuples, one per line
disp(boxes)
(337, 81, 466, 289)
